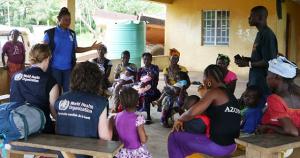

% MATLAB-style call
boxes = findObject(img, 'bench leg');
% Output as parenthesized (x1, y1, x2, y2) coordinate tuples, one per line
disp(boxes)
(245, 147, 281, 158)
(6, 150, 24, 158)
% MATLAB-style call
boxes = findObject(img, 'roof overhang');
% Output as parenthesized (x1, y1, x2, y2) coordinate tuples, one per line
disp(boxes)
(145, 0, 174, 4)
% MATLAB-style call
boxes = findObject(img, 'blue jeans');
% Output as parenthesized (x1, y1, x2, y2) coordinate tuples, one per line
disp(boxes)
(51, 68, 72, 92)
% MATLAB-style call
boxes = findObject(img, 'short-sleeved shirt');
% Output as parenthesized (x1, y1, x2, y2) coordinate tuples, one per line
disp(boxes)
(114, 63, 137, 78)
(10, 67, 57, 130)
(224, 70, 237, 85)
(163, 65, 188, 85)
(261, 94, 300, 128)
(116, 111, 145, 149)
(241, 106, 263, 134)
(249, 26, 278, 94)
(55, 91, 107, 138)
(137, 64, 160, 96)
(2, 41, 26, 64)
(44, 26, 78, 70)
(90, 57, 112, 75)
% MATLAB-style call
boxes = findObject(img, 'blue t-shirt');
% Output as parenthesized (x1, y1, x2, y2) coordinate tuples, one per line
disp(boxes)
(43, 26, 78, 70)
(241, 107, 263, 134)
(55, 91, 107, 138)
(10, 67, 57, 132)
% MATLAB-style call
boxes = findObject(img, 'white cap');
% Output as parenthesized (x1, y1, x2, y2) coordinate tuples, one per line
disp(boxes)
(268, 56, 297, 78)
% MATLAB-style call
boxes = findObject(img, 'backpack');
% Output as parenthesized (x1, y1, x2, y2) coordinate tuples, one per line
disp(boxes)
(0, 102, 46, 143)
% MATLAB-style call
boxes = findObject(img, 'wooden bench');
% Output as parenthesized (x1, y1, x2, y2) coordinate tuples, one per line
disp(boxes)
(0, 94, 10, 104)
(7, 134, 123, 158)
(235, 134, 300, 158)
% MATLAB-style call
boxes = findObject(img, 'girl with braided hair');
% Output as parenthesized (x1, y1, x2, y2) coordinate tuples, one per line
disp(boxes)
(168, 64, 241, 158)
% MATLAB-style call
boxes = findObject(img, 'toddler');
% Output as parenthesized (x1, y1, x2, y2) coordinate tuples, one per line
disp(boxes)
(115, 87, 152, 158)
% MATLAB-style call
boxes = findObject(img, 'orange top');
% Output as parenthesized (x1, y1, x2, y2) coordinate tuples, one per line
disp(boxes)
(261, 94, 300, 128)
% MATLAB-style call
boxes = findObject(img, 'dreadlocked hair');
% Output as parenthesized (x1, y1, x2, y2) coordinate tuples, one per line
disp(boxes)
(204, 64, 225, 84)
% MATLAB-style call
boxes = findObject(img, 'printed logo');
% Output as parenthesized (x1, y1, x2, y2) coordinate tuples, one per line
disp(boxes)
(14, 73, 23, 81)
(59, 99, 70, 111)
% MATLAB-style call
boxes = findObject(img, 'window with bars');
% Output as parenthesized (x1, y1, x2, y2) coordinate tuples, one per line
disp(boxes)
(202, 10, 230, 46)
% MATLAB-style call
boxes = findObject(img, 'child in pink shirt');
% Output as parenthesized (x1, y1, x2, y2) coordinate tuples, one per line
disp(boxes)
(216, 54, 237, 94)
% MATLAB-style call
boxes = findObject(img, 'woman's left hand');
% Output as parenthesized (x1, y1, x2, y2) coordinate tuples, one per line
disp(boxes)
(172, 120, 184, 132)
(91, 41, 103, 50)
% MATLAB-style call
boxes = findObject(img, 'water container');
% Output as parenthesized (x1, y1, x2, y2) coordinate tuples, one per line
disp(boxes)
(106, 21, 146, 68)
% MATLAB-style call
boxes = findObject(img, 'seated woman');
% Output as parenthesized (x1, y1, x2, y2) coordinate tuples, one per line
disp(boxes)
(136, 53, 160, 124)
(112, 50, 137, 111)
(10, 44, 60, 134)
(168, 65, 241, 158)
(89, 45, 112, 90)
(55, 62, 111, 158)
(258, 56, 300, 136)
(216, 54, 237, 94)
(153, 48, 190, 111)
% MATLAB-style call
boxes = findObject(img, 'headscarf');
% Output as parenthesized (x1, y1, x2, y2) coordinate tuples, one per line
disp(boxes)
(268, 56, 298, 79)
(169, 48, 180, 57)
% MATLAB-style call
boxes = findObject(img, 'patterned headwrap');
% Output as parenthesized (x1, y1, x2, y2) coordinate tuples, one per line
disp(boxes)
(169, 48, 180, 57)
(268, 56, 298, 79)
(217, 54, 230, 65)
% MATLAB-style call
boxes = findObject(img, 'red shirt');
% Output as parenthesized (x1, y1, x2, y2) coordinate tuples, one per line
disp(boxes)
(262, 94, 300, 128)
(2, 41, 25, 64)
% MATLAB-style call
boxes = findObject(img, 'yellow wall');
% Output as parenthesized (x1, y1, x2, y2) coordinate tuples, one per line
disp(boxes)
(164, 0, 280, 76)
(284, 0, 300, 65)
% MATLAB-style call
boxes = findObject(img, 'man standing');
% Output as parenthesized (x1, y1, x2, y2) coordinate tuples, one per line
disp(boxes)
(2, 29, 26, 79)
(235, 6, 278, 96)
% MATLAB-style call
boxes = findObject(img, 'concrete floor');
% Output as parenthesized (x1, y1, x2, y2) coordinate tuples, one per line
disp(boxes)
(142, 71, 248, 158)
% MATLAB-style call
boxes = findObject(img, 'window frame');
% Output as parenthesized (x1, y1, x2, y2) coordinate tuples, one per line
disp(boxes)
(201, 10, 230, 46)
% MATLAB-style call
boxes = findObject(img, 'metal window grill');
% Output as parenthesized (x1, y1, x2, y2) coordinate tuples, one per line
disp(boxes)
(202, 10, 230, 46)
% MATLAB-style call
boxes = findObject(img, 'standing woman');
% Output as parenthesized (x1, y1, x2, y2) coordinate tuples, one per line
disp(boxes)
(2, 29, 26, 79)
(168, 65, 241, 158)
(43, 7, 102, 92)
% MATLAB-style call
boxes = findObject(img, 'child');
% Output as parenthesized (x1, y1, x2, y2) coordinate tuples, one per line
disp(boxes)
(112, 66, 135, 88)
(153, 71, 189, 112)
(183, 95, 210, 137)
(240, 86, 264, 134)
(133, 73, 152, 95)
(115, 87, 152, 158)
(110, 67, 136, 112)
(216, 54, 237, 94)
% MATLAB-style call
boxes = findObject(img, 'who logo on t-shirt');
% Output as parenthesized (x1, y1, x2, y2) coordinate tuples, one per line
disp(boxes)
(14, 73, 23, 81)
(59, 99, 70, 111)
